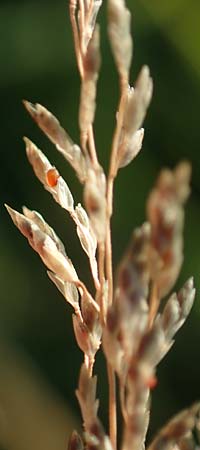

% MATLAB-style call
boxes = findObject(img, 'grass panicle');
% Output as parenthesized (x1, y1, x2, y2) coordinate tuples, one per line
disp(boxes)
(6, 1, 199, 450)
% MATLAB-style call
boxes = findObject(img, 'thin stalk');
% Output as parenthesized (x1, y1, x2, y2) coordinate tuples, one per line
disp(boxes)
(106, 84, 128, 305)
(148, 282, 159, 328)
(105, 179, 114, 307)
(97, 241, 106, 324)
(88, 125, 99, 168)
(107, 362, 117, 450)
(78, 0, 85, 39)
(106, 140, 116, 450)
(105, 82, 128, 450)
(106, 173, 117, 450)
(69, 1, 84, 77)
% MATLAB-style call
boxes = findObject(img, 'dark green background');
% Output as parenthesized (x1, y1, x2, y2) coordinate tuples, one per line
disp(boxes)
(1, 0, 200, 448)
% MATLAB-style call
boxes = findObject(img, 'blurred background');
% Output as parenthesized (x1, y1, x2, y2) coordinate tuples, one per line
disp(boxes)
(1, 0, 200, 448)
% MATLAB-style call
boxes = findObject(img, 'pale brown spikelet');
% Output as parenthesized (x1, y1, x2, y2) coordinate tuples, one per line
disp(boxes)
(135, 317, 168, 372)
(129, 277, 195, 374)
(81, 0, 102, 54)
(47, 272, 81, 315)
(108, 0, 133, 82)
(126, 279, 195, 381)
(76, 363, 99, 429)
(118, 127, 144, 169)
(114, 223, 151, 362)
(76, 364, 113, 450)
(147, 161, 191, 298)
(24, 137, 74, 211)
(161, 277, 195, 342)
(22, 206, 67, 256)
(174, 160, 192, 203)
(23, 101, 87, 182)
(121, 356, 150, 450)
(148, 403, 200, 450)
(53, 176, 75, 211)
(79, 76, 97, 139)
(79, 25, 101, 137)
(73, 314, 95, 356)
(68, 430, 84, 450)
(39, 232, 78, 282)
(23, 101, 72, 149)
(102, 305, 124, 375)
(81, 295, 97, 332)
(72, 301, 101, 363)
(114, 66, 152, 176)
(54, 266, 100, 365)
(120, 324, 161, 450)
(5, 205, 79, 283)
(74, 203, 99, 289)
(103, 223, 151, 381)
(24, 136, 51, 185)
(117, 222, 151, 308)
(123, 66, 153, 136)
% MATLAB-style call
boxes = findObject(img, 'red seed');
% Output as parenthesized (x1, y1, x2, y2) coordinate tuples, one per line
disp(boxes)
(46, 168, 59, 187)
(146, 375, 158, 390)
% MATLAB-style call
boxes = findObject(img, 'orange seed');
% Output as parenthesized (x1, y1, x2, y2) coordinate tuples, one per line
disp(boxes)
(46, 168, 60, 187)
(146, 374, 158, 390)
